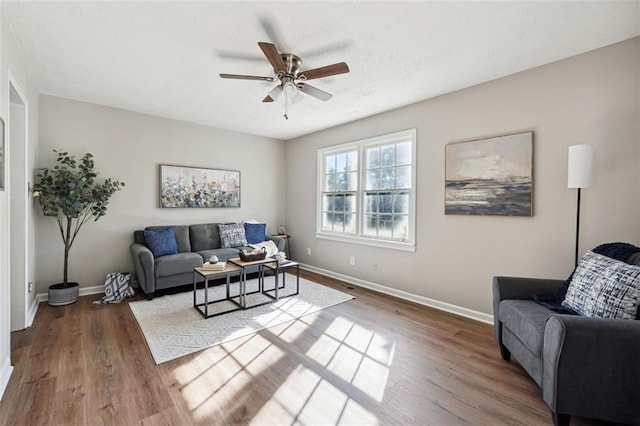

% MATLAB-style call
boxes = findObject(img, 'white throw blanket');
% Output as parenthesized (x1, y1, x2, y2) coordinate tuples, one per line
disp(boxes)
(249, 240, 279, 257)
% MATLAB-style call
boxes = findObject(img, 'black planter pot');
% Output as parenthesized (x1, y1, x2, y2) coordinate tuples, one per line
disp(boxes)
(48, 282, 80, 306)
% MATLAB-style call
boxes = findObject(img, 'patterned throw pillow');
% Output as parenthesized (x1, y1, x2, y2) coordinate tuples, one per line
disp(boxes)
(244, 223, 266, 244)
(218, 223, 248, 248)
(144, 227, 178, 257)
(562, 251, 640, 319)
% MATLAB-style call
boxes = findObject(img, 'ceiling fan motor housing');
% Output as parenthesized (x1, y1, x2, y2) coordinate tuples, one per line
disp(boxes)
(279, 53, 303, 79)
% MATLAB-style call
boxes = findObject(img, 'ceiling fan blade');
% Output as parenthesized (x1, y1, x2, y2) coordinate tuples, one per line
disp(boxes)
(258, 42, 286, 73)
(299, 62, 349, 81)
(263, 85, 282, 103)
(297, 83, 333, 102)
(220, 73, 274, 81)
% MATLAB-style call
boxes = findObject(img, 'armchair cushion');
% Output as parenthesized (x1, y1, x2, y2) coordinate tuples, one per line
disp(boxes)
(144, 227, 178, 257)
(562, 251, 640, 320)
(499, 300, 553, 355)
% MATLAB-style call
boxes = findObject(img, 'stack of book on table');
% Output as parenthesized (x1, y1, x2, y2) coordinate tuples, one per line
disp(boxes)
(201, 261, 227, 271)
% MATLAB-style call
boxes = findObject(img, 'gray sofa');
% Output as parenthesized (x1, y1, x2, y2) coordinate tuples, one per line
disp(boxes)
(130, 223, 285, 300)
(493, 252, 640, 426)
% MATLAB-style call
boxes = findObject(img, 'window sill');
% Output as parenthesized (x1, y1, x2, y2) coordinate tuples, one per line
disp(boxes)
(315, 232, 416, 252)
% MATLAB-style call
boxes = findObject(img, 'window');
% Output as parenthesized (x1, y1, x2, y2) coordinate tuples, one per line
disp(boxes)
(317, 129, 416, 251)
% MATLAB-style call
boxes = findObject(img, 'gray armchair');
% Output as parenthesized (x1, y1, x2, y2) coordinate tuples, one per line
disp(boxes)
(493, 275, 640, 426)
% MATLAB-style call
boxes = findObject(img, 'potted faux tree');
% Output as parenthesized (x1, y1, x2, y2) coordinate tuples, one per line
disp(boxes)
(35, 150, 124, 306)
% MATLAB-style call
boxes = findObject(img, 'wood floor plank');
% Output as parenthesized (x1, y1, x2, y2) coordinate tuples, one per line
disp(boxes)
(0, 270, 615, 425)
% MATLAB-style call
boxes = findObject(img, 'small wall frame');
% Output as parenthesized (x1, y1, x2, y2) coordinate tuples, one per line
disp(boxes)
(159, 164, 240, 208)
(445, 131, 533, 216)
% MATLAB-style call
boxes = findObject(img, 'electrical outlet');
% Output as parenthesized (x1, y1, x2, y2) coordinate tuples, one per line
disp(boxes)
(372, 262, 378, 271)
(349, 256, 356, 266)
(306, 247, 311, 256)
(28, 281, 33, 292)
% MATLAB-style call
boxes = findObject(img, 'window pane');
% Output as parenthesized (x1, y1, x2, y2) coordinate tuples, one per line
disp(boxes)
(347, 151, 358, 171)
(367, 147, 379, 169)
(381, 145, 395, 167)
(335, 173, 347, 191)
(323, 194, 334, 212)
(366, 169, 380, 190)
(393, 192, 409, 214)
(364, 193, 378, 213)
(364, 214, 378, 236)
(336, 153, 347, 172)
(334, 213, 344, 232)
(347, 172, 357, 191)
(345, 194, 356, 213)
(379, 193, 393, 213)
(381, 167, 395, 189)
(344, 213, 356, 234)
(396, 166, 411, 188)
(322, 213, 333, 231)
(396, 142, 411, 165)
(325, 155, 336, 174)
(393, 215, 409, 239)
(334, 194, 344, 212)
(378, 214, 393, 237)
(324, 174, 335, 192)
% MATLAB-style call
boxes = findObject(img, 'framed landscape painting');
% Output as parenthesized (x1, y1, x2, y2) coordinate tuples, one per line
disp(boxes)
(160, 164, 240, 208)
(445, 131, 533, 216)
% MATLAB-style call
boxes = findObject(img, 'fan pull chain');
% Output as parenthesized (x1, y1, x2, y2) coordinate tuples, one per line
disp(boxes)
(284, 98, 289, 120)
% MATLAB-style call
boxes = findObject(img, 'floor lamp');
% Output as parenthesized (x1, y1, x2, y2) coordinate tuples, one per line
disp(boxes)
(567, 144, 593, 267)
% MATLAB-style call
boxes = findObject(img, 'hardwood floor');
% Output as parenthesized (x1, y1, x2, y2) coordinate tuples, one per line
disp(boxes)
(0, 271, 609, 425)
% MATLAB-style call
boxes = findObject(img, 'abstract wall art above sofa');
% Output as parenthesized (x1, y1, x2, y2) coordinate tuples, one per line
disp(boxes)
(159, 164, 241, 208)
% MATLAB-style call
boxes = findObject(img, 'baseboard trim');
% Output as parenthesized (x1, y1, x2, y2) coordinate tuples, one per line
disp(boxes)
(301, 264, 493, 325)
(0, 357, 13, 401)
(36, 285, 104, 303)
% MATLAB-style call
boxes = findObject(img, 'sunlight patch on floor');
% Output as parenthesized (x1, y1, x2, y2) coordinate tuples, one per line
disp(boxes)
(251, 365, 378, 425)
(306, 316, 395, 402)
(174, 333, 285, 421)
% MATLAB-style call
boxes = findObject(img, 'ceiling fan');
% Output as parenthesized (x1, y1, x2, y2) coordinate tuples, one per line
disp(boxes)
(220, 42, 350, 119)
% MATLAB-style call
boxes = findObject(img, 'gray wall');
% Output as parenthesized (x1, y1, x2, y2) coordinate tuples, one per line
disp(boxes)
(285, 37, 640, 316)
(37, 96, 286, 292)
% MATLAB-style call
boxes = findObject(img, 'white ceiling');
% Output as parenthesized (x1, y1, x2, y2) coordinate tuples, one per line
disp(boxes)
(2, 1, 639, 140)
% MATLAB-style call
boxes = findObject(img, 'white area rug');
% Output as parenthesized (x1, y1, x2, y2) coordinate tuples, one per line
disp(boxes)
(129, 276, 354, 364)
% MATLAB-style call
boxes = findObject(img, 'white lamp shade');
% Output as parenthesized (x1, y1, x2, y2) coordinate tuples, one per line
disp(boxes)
(567, 144, 593, 189)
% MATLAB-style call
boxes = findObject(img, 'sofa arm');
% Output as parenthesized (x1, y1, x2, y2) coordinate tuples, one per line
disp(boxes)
(130, 243, 155, 296)
(266, 235, 285, 252)
(493, 276, 565, 341)
(543, 315, 640, 423)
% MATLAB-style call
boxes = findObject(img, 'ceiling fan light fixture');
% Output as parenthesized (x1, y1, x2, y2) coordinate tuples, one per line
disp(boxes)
(268, 85, 283, 102)
(283, 81, 297, 99)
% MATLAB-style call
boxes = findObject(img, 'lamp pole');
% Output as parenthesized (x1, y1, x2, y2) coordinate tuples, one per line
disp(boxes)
(574, 187, 581, 267)
(568, 144, 593, 267)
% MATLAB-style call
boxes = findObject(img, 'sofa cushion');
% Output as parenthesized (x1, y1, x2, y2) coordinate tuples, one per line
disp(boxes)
(244, 223, 266, 244)
(562, 251, 640, 320)
(219, 223, 248, 248)
(190, 223, 222, 251)
(145, 225, 190, 253)
(154, 252, 203, 278)
(499, 300, 553, 356)
(144, 227, 178, 257)
(196, 248, 241, 263)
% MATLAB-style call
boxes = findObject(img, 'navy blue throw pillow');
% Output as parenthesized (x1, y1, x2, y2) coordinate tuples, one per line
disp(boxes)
(244, 223, 266, 244)
(144, 227, 178, 257)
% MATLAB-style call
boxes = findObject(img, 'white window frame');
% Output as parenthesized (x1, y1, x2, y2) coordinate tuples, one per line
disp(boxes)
(316, 128, 417, 252)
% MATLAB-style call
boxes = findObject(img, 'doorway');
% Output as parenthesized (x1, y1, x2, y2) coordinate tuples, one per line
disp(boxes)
(9, 76, 35, 331)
